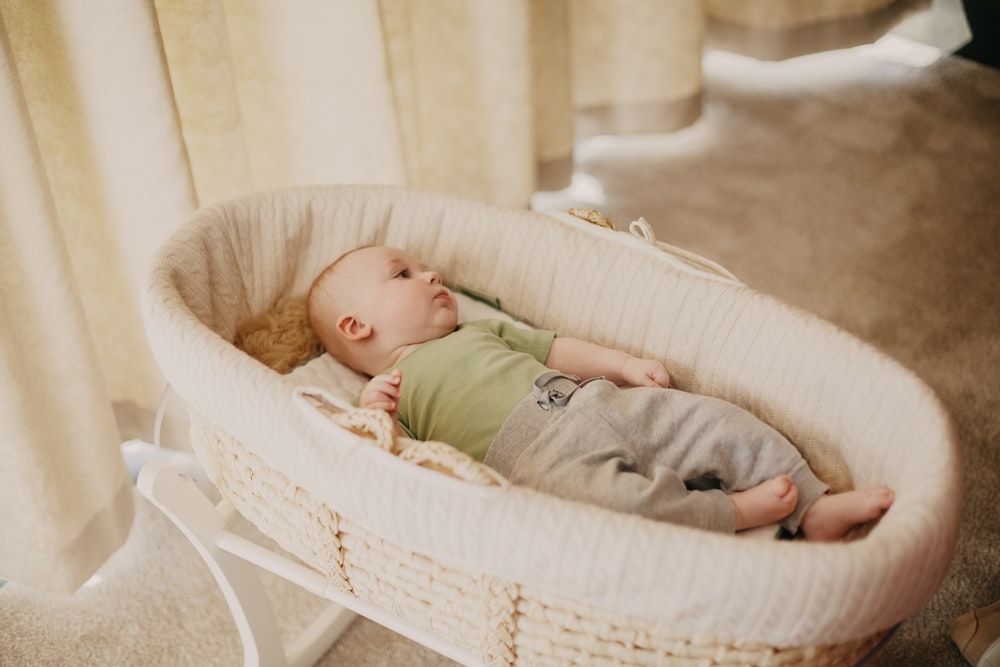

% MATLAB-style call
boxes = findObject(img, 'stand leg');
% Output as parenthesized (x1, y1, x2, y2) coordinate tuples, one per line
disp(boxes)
(287, 602, 358, 667)
(138, 458, 349, 666)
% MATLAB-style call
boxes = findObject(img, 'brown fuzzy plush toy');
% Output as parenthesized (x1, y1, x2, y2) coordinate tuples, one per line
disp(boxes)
(233, 295, 324, 373)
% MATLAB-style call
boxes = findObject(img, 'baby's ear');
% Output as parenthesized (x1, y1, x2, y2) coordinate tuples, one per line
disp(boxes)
(336, 314, 372, 341)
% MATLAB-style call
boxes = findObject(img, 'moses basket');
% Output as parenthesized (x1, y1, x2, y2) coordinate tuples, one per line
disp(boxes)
(141, 184, 960, 666)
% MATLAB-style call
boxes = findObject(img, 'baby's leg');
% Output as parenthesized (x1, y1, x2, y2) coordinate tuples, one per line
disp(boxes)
(731, 475, 799, 531)
(799, 487, 895, 542)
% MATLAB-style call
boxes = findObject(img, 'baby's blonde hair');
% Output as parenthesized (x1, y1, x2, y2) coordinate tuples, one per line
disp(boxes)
(304, 247, 373, 373)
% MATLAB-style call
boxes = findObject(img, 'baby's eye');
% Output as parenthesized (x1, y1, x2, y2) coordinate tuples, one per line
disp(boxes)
(395, 269, 409, 279)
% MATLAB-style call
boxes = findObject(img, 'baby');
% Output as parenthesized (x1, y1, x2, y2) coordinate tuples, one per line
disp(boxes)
(307, 245, 894, 541)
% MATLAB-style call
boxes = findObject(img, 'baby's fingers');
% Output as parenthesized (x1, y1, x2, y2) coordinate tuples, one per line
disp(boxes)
(359, 387, 399, 416)
(364, 399, 398, 413)
(649, 366, 671, 388)
(369, 374, 402, 396)
(360, 370, 403, 415)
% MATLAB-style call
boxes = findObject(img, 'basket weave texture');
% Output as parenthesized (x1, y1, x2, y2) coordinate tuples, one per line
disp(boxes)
(190, 414, 885, 666)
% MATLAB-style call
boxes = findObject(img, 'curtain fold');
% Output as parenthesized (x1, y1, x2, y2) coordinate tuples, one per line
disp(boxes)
(0, 0, 919, 594)
(379, 0, 539, 206)
(158, 0, 407, 205)
(706, 0, 935, 60)
(0, 6, 134, 594)
(4, 0, 198, 408)
(570, 0, 705, 137)
(708, 0, 898, 28)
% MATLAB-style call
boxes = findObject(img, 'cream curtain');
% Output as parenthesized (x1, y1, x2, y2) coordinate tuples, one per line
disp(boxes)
(0, 0, 904, 594)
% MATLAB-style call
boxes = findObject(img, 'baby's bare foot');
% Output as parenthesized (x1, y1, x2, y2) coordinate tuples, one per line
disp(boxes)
(800, 487, 894, 542)
(732, 475, 799, 531)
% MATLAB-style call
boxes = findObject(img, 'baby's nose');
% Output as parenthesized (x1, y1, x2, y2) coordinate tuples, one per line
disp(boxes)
(423, 270, 441, 284)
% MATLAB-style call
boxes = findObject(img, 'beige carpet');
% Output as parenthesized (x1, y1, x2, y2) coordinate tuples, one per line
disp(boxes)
(2, 44, 997, 666)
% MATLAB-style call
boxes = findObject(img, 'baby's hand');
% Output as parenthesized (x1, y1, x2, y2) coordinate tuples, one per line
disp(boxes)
(622, 357, 671, 388)
(360, 369, 403, 420)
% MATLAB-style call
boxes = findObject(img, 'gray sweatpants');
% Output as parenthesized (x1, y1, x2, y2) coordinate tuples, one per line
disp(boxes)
(483, 374, 829, 534)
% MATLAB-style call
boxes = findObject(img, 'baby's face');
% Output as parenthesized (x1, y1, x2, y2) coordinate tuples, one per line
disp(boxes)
(343, 246, 459, 346)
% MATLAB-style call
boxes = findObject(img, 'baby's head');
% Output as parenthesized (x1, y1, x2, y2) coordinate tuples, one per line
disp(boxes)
(307, 246, 459, 375)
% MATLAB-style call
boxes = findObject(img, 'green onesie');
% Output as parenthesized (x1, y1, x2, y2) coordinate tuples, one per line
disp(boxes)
(386, 319, 555, 461)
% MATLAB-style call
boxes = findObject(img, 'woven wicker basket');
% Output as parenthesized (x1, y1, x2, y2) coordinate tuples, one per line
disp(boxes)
(145, 185, 961, 666)
(190, 416, 885, 666)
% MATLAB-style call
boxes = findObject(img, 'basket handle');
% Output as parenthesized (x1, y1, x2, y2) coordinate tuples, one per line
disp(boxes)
(558, 208, 741, 284)
(626, 216, 740, 283)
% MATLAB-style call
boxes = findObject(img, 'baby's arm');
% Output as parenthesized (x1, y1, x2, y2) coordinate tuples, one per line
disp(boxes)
(359, 368, 403, 422)
(544, 337, 670, 388)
